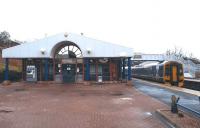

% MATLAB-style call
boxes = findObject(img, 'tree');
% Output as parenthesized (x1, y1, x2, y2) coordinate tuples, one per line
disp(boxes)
(166, 46, 185, 59)
(189, 53, 194, 58)
(166, 49, 171, 56)
(0, 31, 11, 47)
(165, 46, 198, 60)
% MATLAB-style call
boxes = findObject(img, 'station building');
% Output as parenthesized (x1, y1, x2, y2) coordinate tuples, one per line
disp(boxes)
(2, 33, 133, 84)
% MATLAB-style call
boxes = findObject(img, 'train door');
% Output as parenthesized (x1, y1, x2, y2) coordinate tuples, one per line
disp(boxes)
(171, 65, 178, 85)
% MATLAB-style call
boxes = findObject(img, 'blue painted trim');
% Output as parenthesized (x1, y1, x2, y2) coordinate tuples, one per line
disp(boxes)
(85, 58, 90, 81)
(122, 58, 125, 79)
(128, 57, 131, 80)
(45, 58, 48, 81)
(119, 59, 122, 79)
(4, 58, 9, 81)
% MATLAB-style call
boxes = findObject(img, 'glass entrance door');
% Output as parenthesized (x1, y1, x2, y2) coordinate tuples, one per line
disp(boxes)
(62, 64, 76, 83)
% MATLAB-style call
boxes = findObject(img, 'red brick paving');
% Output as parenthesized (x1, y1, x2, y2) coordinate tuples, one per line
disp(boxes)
(0, 83, 167, 128)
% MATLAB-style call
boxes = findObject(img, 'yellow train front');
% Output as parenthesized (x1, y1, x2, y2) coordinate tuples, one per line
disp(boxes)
(132, 61, 184, 87)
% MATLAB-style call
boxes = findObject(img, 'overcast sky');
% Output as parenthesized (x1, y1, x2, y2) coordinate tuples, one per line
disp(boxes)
(0, 0, 200, 58)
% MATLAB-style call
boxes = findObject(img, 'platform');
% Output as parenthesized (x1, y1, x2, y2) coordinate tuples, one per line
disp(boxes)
(0, 82, 166, 128)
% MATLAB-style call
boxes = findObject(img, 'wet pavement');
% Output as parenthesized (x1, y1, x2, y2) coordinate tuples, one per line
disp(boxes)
(0, 83, 167, 128)
(133, 78, 200, 114)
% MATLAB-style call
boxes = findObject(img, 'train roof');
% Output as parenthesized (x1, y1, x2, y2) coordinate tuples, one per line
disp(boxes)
(133, 61, 160, 68)
(161, 60, 183, 65)
(133, 60, 182, 69)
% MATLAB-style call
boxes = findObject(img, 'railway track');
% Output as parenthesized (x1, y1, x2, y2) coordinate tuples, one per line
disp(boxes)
(184, 79, 200, 91)
(177, 103, 200, 118)
(133, 79, 200, 120)
(132, 77, 200, 91)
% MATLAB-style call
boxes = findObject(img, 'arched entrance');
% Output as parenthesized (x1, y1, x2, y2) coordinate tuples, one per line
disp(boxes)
(53, 41, 83, 83)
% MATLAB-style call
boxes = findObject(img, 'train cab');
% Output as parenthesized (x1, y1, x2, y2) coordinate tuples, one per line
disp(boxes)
(163, 61, 184, 86)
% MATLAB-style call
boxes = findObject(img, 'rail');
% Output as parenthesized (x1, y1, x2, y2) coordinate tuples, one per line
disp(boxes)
(184, 79, 200, 91)
(177, 103, 200, 118)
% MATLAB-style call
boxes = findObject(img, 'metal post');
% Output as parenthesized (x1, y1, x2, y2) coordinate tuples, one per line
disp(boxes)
(109, 59, 112, 81)
(53, 58, 55, 81)
(122, 58, 125, 79)
(119, 59, 122, 80)
(95, 59, 98, 81)
(45, 58, 48, 81)
(40, 59, 43, 81)
(128, 57, 131, 80)
(4, 58, 9, 81)
(82, 60, 85, 81)
(22, 59, 24, 81)
(85, 58, 90, 81)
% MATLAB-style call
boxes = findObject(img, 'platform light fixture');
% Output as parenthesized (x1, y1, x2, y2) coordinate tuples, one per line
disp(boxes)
(40, 48, 46, 55)
(64, 33, 68, 37)
(86, 48, 92, 54)
(99, 58, 108, 63)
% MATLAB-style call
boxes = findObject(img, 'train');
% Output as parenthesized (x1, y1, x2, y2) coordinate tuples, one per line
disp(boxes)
(132, 61, 184, 87)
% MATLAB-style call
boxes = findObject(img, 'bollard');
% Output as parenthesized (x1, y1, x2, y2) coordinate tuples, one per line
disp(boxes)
(171, 95, 180, 113)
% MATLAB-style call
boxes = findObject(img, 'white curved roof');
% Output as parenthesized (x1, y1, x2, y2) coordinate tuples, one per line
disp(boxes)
(2, 33, 133, 58)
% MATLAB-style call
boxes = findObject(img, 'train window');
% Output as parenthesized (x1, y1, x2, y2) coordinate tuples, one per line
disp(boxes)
(179, 65, 183, 75)
(152, 66, 156, 76)
(133, 55, 142, 59)
(158, 66, 163, 77)
(165, 65, 170, 76)
(180, 69, 183, 74)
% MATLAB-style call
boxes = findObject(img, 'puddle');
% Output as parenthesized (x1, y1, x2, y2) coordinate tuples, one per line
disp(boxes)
(113, 97, 133, 104)
(144, 112, 152, 116)
(110, 92, 123, 96)
(120, 97, 132, 100)
(111, 93, 123, 96)
(0, 107, 14, 113)
(15, 88, 26, 91)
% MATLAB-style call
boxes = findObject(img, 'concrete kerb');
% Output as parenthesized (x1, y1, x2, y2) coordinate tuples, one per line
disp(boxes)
(155, 109, 178, 128)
